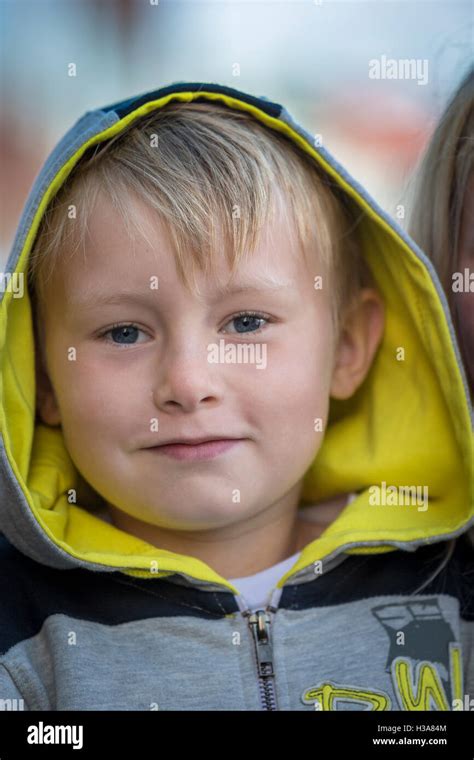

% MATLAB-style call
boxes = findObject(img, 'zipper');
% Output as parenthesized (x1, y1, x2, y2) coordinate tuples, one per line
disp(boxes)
(242, 604, 278, 710)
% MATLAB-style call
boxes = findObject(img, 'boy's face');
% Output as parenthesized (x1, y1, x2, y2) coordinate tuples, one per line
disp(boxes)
(36, 190, 355, 532)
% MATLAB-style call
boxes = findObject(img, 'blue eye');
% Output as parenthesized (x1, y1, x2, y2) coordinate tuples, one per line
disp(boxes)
(223, 312, 269, 335)
(99, 324, 145, 346)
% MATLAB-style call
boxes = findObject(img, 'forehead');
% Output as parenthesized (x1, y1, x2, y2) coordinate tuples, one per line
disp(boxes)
(50, 190, 318, 307)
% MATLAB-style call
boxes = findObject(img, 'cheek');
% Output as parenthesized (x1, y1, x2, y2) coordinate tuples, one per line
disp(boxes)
(245, 346, 330, 485)
(49, 348, 146, 435)
(250, 328, 333, 431)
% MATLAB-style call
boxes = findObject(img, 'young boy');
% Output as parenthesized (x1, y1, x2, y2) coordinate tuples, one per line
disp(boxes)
(0, 82, 472, 711)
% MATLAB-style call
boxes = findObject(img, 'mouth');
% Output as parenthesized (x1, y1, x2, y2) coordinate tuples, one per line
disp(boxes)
(144, 439, 245, 462)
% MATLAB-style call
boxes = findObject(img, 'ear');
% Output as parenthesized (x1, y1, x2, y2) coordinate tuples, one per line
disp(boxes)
(330, 287, 385, 400)
(34, 322, 62, 427)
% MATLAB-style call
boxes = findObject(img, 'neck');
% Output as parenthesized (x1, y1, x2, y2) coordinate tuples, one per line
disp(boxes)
(105, 490, 350, 579)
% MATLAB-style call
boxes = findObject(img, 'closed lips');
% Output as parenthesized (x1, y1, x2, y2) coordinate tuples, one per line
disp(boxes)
(150, 437, 243, 446)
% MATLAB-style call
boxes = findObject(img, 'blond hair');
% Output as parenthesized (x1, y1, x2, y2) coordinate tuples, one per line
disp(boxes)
(408, 66, 474, 344)
(27, 101, 372, 340)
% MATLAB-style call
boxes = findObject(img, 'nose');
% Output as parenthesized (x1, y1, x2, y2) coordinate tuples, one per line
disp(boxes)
(151, 338, 221, 413)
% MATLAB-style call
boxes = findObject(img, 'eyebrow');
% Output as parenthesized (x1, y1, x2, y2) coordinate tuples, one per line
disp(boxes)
(68, 276, 294, 311)
(207, 275, 294, 301)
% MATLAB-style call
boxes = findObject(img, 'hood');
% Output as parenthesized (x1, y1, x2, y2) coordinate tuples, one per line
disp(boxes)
(1, 81, 473, 594)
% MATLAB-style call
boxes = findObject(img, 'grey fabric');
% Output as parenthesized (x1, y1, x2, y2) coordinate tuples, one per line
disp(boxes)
(0, 592, 471, 711)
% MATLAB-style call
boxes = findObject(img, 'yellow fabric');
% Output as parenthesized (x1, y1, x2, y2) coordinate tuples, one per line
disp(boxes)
(0, 89, 472, 595)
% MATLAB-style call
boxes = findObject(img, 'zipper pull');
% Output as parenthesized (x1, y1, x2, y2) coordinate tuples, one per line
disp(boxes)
(239, 604, 278, 710)
(248, 609, 274, 677)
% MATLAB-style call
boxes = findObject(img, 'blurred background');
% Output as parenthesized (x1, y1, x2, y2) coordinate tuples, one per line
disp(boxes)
(1, 0, 473, 268)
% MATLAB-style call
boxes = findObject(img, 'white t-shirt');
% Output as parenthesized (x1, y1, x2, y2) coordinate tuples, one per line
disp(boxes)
(229, 492, 357, 611)
(229, 550, 301, 611)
